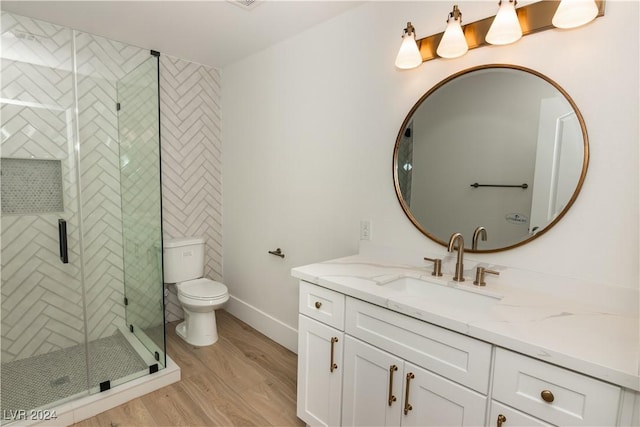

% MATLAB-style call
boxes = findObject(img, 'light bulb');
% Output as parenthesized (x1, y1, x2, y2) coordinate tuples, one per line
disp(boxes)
(395, 22, 423, 70)
(552, 0, 599, 29)
(437, 5, 468, 59)
(485, 0, 522, 45)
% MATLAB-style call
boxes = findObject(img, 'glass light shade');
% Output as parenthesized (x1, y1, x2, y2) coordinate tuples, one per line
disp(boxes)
(395, 32, 423, 70)
(437, 17, 468, 59)
(485, 0, 522, 45)
(552, 0, 599, 29)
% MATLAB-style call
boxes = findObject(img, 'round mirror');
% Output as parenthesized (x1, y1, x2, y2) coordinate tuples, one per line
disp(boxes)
(393, 64, 589, 252)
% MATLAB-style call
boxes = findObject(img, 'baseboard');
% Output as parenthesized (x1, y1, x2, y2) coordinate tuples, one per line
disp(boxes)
(225, 295, 298, 354)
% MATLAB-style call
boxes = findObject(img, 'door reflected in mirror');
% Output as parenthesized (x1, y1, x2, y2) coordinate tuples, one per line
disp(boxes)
(393, 65, 589, 252)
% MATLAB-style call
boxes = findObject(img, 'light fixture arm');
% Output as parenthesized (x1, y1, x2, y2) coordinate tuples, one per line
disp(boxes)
(404, 22, 416, 36)
(414, 0, 605, 63)
(449, 4, 462, 22)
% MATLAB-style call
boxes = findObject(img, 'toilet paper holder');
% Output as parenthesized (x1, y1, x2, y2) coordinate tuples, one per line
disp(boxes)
(268, 248, 285, 258)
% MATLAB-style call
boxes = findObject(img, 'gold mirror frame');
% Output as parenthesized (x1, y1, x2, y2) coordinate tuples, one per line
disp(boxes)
(393, 64, 589, 253)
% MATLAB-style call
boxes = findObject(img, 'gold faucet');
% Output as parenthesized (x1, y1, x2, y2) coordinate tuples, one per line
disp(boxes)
(447, 232, 465, 282)
(473, 266, 500, 286)
(472, 226, 487, 250)
(423, 257, 443, 276)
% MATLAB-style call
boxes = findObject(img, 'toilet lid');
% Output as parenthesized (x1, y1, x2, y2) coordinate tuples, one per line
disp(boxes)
(178, 278, 228, 300)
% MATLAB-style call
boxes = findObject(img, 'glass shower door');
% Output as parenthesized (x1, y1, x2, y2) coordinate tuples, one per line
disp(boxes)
(117, 54, 165, 366)
(0, 99, 89, 415)
(0, 16, 89, 413)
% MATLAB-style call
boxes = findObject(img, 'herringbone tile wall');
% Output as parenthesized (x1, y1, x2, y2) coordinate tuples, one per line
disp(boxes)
(159, 55, 222, 322)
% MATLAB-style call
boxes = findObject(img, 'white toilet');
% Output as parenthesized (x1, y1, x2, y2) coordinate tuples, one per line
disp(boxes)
(163, 237, 229, 346)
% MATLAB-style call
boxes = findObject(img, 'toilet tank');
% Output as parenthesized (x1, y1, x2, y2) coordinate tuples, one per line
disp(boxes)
(163, 237, 205, 283)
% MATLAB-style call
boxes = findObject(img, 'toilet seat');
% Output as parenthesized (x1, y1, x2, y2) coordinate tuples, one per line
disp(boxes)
(177, 278, 228, 301)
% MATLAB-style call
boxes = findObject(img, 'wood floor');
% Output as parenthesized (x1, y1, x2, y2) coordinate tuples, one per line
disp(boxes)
(73, 311, 304, 427)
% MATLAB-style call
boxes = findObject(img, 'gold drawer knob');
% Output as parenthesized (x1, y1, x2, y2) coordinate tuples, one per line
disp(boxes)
(314, 301, 322, 309)
(541, 389, 554, 403)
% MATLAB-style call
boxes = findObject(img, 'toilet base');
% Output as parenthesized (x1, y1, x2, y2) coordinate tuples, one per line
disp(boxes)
(175, 309, 219, 347)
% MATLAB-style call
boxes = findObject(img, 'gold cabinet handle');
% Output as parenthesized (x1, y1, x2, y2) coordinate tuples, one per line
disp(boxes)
(497, 414, 507, 427)
(388, 365, 398, 406)
(403, 372, 415, 415)
(315, 301, 322, 309)
(541, 389, 554, 403)
(330, 337, 338, 373)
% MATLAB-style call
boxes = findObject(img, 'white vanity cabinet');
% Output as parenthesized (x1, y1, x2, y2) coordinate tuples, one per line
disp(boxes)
(297, 282, 346, 427)
(296, 280, 637, 427)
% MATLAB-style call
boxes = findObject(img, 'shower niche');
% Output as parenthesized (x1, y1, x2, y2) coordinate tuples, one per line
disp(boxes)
(0, 158, 64, 214)
(0, 11, 166, 421)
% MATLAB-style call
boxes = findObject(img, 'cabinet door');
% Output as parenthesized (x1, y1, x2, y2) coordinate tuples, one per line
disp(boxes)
(401, 362, 487, 427)
(297, 315, 344, 427)
(342, 336, 404, 426)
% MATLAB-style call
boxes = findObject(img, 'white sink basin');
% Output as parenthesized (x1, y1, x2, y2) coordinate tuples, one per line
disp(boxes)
(382, 277, 502, 309)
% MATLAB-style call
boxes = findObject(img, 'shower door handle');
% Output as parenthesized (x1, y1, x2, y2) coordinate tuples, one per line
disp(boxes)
(58, 219, 68, 264)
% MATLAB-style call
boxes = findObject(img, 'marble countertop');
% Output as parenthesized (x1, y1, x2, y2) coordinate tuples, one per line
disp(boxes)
(291, 254, 640, 391)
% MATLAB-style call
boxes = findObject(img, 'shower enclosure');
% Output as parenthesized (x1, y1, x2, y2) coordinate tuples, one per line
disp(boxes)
(0, 12, 165, 422)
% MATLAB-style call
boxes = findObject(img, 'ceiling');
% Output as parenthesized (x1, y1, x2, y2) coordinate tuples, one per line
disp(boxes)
(1, 1, 364, 68)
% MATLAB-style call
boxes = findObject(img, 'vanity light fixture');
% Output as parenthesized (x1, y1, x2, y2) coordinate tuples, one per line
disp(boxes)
(552, 0, 599, 28)
(395, 22, 423, 69)
(485, 0, 522, 45)
(396, 1, 605, 67)
(436, 5, 469, 59)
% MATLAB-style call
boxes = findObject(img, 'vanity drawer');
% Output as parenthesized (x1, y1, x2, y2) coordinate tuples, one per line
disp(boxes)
(489, 401, 552, 427)
(492, 348, 621, 426)
(299, 281, 345, 330)
(345, 296, 492, 394)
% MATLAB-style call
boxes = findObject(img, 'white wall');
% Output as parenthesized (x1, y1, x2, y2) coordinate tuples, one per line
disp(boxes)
(222, 1, 639, 348)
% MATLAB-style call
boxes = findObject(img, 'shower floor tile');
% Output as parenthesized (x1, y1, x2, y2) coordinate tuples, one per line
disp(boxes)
(1, 331, 148, 416)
